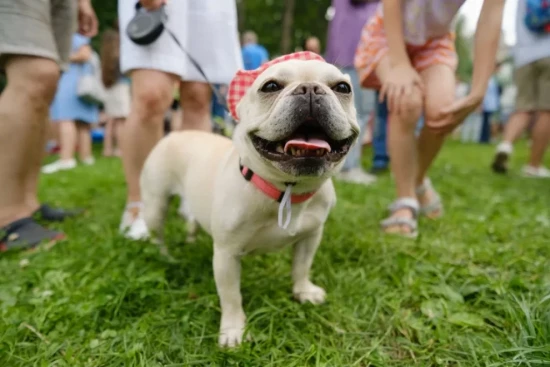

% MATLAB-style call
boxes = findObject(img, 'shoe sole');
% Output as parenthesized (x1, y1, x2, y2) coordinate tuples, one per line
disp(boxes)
(0, 232, 66, 253)
(491, 152, 508, 174)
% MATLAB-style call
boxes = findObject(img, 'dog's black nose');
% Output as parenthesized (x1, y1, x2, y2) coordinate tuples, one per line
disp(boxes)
(292, 83, 326, 96)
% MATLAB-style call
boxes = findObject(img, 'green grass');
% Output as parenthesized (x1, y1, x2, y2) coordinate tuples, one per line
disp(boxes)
(1, 141, 550, 366)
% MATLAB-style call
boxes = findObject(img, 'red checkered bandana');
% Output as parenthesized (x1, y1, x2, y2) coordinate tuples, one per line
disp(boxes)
(227, 51, 325, 121)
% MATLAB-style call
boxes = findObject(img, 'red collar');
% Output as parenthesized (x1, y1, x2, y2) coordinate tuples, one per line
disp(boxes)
(240, 165, 316, 204)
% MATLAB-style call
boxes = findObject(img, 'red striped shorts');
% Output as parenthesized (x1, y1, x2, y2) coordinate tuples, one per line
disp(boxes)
(354, 13, 458, 90)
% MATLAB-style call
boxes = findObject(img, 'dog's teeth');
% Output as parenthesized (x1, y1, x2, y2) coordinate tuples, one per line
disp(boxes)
(290, 147, 296, 156)
(276, 144, 284, 153)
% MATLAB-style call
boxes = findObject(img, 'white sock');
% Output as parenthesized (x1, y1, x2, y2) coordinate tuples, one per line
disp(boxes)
(496, 141, 513, 154)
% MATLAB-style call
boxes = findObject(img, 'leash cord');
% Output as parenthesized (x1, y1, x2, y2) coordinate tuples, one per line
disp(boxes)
(164, 27, 229, 112)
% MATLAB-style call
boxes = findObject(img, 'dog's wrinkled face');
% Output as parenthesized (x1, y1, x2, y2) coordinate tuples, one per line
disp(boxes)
(234, 60, 359, 179)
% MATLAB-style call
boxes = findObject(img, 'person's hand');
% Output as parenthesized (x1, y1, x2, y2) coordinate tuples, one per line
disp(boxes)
(77, 0, 98, 37)
(379, 63, 424, 115)
(140, 0, 166, 11)
(429, 93, 483, 134)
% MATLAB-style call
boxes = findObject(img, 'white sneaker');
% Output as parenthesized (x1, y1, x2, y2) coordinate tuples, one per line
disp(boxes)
(521, 165, 550, 178)
(119, 203, 150, 240)
(82, 156, 95, 166)
(336, 168, 377, 185)
(41, 159, 77, 174)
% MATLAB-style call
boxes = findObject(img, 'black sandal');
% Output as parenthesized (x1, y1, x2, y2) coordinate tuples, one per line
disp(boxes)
(33, 204, 84, 222)
(0, 218, 65, 252)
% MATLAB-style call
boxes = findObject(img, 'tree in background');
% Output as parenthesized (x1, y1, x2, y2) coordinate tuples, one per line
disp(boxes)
(454, 14, 473, 82)
(281, 0, 296, 54)
(237, 0, 330, 56)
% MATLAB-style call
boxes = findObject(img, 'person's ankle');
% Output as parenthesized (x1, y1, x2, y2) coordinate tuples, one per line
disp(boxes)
(125, 200, 143, 219)
(0, 207, 34, 228)
(24, 199, 41, 214)
(415, 176, 426, 188)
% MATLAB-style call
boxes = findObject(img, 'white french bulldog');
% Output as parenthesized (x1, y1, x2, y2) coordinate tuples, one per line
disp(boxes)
(140, 56, 359, 347)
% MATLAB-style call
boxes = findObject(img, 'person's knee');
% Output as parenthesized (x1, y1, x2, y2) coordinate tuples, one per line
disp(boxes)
(133, 83, 173, 123)
(180, 83, 211, 115)
(395, 88, 423, 129)
(8, 58, 60, 103)
(423, 96, 455, 133)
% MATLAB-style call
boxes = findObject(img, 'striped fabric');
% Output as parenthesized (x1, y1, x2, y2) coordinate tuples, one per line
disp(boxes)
(354, 13, 458, 90)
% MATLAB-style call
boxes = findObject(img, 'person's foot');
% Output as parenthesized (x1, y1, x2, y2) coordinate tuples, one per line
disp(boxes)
(380, 198, 419, 237)
(119, 203, 150, 240)
(492, 142, 512, 174)
(335, 168, 376, 185)
(41, 159, 77, 174)
(81, 157, 95, 166)
(416, 178, 443, 219)
(33, 204, 84, 222)
(521, 165, 550, 178)
(0, 218, 65, 252)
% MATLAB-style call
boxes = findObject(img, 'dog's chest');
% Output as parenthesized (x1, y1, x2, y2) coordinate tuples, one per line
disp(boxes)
(238, 210, 324, 255)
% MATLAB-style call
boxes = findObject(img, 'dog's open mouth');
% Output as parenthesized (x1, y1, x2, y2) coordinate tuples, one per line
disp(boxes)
(250, 120, 355, 162)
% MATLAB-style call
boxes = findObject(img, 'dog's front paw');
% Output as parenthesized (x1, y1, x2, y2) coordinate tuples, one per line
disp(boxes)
(218, 326, 245, 348)
(293, 281, 326, 304)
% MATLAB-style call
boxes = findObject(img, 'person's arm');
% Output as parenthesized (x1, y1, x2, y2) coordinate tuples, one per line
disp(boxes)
(382, 0, 409, 67)
(77, 0, 98, 37)
(468, 0, 506, 100)
(69, 45, 92, 63)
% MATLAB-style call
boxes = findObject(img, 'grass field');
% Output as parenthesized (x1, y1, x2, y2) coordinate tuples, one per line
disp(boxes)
(1, 141, 550, 366)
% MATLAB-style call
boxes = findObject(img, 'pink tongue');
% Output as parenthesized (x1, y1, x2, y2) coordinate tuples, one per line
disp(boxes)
(284, 138, 331, 153)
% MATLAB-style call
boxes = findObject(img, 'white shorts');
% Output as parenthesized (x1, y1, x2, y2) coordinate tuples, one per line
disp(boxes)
(119, 0, 243, 84)
(104, 82, 131, 118)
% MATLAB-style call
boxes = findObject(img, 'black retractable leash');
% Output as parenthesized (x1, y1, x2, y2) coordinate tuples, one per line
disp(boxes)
(126, 2, 229, 110)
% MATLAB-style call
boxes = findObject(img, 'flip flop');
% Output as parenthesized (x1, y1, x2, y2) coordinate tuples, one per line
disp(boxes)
(0, 218, 65, 252)
(33, 204, 84, 222)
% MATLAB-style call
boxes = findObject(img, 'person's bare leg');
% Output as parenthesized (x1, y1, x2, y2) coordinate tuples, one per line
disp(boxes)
(0, 56, 60, 227)
(528, 111, 550, 167)
(492, 111, 531, 173)
(500, 111, 531, 145)
(415, 65, 455, 182)
(77, 122, 93, 161)
(170, 108, 183, 131)
(180, 81, 212, 132)
(113, 117, 124, 155)
(120, 70, 178, 206)
(376, 56, 423, 234)
(103, 117, 114, 156)
(59, 120, 77, 161)
(413, 65, 457, 218)
(24, 114, 49, 212)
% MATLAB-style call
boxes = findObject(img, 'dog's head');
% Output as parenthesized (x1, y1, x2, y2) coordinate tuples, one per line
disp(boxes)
(230, 52, 359, 186)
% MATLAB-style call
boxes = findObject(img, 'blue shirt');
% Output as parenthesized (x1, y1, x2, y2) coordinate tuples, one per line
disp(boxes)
(483, 77, 500, 113)
(241, 44, 269, 71)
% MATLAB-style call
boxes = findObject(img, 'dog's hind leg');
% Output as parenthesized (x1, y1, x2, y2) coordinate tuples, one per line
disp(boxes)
(140, 142, 174, 256)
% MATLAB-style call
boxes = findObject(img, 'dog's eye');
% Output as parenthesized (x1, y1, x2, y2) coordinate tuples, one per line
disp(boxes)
(332, 82, 352, 94)
(260, 81, 283, 93)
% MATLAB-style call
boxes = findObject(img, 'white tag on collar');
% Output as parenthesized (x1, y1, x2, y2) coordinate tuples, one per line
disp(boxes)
(277, 184, 293, 229)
